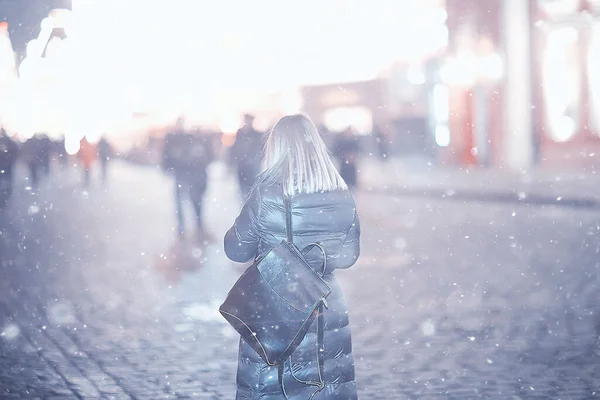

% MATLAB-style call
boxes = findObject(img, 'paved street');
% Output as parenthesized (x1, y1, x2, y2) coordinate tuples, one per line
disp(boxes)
(1, 161, 600, 399)
(359, 157, 600, 210)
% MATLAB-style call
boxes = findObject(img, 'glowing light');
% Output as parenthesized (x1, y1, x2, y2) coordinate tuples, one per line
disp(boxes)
(33, 18, 55, 58)
(441, 51, 503, 86)
(407, 68, 426, 85)
(0, 323, 20, 341)
(537, 0, 581, 17)
(435, 125, 450, 147)
(9, 0, 449, 147)
(589, 23, 600, 132)
(219, 115, 241, 136)
(86, 131, 102, 144)
(478, 53, 504, 81)
(280, 90, 303, 115)
(440, 56, 476, 86)
(543, 26, 580, 142)
(22, 131, 35, 140)
(65, 136, 81, 155)
(253, 115, 275, 132)
(324, 106, 373, 134)
(421, 320, 436, 336)
(432, 8, 448, 24)
(549, 115, 576, 142)
(49, 9, 71, 32)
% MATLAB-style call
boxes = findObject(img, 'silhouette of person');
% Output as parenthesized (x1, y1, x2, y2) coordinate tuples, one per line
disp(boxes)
(229, 114, 263, 199)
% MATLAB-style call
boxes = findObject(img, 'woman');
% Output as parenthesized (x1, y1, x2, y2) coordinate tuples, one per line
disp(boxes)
(224, 114, 360, 399)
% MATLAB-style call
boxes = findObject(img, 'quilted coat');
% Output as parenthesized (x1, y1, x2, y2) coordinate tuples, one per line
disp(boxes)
(224, 181, 361, 399)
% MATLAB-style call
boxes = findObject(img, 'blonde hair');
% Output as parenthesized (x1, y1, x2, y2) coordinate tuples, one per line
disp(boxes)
(262, 114, 348, 196)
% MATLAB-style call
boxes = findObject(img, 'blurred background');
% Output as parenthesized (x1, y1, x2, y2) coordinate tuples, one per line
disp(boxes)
(1, 1, 600, 399)
(1, 0, 598, 169)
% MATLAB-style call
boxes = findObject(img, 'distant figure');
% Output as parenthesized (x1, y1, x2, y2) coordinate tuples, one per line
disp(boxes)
(55, 136, 68, 167)
(0, 128, 19, 208)
(162, 120, 216, 240)
(317, 123, 335, 150)
(38, 134, 52, 176)
(373, 125, 391, 162)
(230, 114, 263, 199)
(97, 136, 112, 183)
(334, 127, 360, 189)
(21, 134, 45, 190)
(78, 137, 97, 187)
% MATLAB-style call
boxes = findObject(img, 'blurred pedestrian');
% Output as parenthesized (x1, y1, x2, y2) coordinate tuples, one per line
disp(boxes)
(97, 136, 112, 183)
(317, 123, 335, 150)
(224, 114, 361, 399)
(38, 134, 52, 176)
(0, 128, 19, 208)
(162, 119, 216, 241)
(55, 136, 68, 167)
(78, 137, 97, 188)
(334, 127, 360, 189)
(373, 125, 391, 162)
(21, 134, 44, 191)
(229, 114, 262, 199)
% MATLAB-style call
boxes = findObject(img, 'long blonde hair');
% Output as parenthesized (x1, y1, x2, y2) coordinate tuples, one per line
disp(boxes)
(262, 114, 348, 196)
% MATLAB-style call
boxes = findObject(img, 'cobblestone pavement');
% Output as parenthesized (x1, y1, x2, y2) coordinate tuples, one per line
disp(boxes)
(1, 161, 599, 399)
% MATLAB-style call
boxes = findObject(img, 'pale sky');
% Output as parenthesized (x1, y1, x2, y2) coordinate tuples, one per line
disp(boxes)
(72, 0, 447, 89)
(9, 0, 448, 138)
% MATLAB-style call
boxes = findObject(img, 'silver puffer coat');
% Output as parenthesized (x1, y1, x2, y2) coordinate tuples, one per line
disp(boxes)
(224, 181, 360, 399)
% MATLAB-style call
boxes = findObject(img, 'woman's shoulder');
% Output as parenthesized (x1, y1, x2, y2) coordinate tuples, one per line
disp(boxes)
(251, 178, 281, 199)
(243, 180, 282, 212)
(294, 189, 355, 210)
(252, 182, 355, 210)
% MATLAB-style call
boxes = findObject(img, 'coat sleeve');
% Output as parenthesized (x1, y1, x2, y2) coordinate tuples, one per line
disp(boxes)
(337, 209, 361, 270)
(224, 186, 261, 263)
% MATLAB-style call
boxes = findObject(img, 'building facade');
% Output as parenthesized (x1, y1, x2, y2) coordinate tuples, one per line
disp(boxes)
(444, 0, 600, 170)
(533, 0, 600, 168)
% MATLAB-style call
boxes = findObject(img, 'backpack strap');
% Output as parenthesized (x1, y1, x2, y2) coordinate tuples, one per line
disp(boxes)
(279, 195, 327, 399)
(284, 195, 293, 244)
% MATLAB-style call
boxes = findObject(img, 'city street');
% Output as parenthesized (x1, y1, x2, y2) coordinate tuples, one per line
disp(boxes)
(1, 161, 600, 399)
